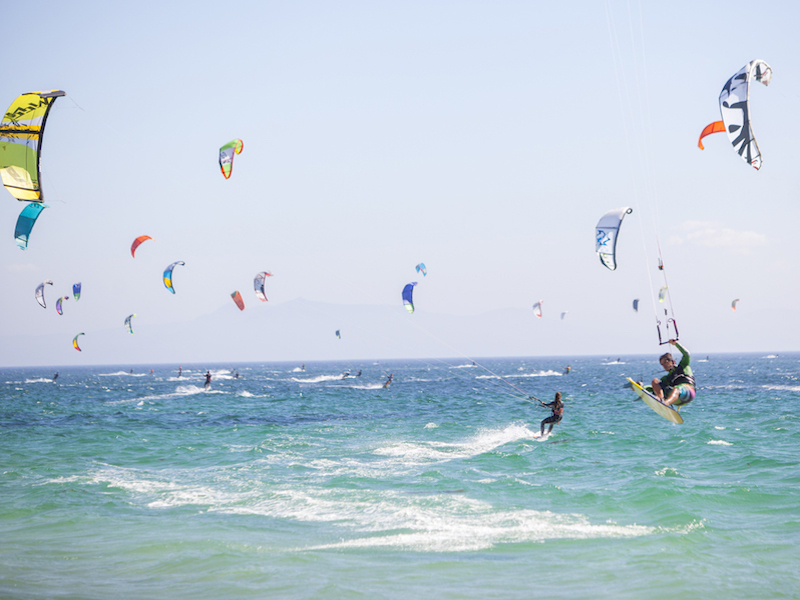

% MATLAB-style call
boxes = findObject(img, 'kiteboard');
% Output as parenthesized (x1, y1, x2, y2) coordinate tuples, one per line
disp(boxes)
(626, 377, 683, 424)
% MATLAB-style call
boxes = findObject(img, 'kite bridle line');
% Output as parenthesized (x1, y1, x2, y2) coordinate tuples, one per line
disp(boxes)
(605, 0, 681, 347)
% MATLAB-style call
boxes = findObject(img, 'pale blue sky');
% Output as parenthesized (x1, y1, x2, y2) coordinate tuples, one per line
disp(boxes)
(2, 0, 800, 365)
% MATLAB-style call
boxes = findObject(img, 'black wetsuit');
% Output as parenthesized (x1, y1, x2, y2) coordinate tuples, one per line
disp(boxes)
(540, 398, 564, 434)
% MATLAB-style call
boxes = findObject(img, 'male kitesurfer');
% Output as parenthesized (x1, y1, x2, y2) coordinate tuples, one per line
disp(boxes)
(384, 373, 393, 388)
(52, 372, 59, 381)
(652, 339, 695, 407)
(536, 392, 564, 435)
(204, 371, 212, 389)
(178, 366, 182, 378)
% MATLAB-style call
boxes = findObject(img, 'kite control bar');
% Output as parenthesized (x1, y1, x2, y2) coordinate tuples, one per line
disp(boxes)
(656, 318, 679, 346)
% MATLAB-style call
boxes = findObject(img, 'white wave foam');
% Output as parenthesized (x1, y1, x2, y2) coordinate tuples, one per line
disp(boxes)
(374, 424, 538, 463)
(291, 375, 342, 383)
(24, 378, 55, 383)
(450, 364, 477, 369)
(424, 423, 438, 429)
(708, 440, 732, 446)
(98, 371, 148, 377)
(763, 385, 800, 392)
(350, 383, 385, 390)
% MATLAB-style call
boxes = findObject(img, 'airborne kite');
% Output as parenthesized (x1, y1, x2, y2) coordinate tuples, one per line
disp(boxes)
(659, 287, 668, 302)
(335, 330, 341, 339)
(56, 296, 68, 315)
(254, 271, 272, 301)
(73, 332, 84, 351)
(231, 291, 245, 311)
(1, 90, 65, 202)
(125, 314, 136, 334)
(14, 203, 47, 249)
(35, 280, 53, 308)
(402, 282, 418, 313)
(533, 301, 543, 318)
(163, 261, 185, 294)
(632, 298, 639, 312)
(219, 139, 244, 179)
(698, 60, 772, 169)
(731, 299, 740, 311)
(415, 263, 427, 276)
(73, 282, 81, 301)
(131, 235, 152, 258)
(595, 208, 632, 271)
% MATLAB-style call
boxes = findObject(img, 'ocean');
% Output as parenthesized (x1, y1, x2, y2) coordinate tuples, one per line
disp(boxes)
(1, 353, 798, 599)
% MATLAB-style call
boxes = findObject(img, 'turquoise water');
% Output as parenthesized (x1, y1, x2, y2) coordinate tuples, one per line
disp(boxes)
(1, 354, 798, 599)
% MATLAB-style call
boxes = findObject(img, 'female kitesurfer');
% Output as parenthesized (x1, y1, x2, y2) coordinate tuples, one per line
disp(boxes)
(537, 392, 564, 435)
(652, 339, 695, 407)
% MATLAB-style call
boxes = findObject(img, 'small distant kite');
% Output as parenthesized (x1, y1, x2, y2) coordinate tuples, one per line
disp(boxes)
(131, 235, 152, 258)
(125, 314, 137, 334)
(15, 203, 48, 250)
(595, 208, 633, 271)
(632, 298, 639, 312)
(402, 282, 418, 313)
(415, 263, 427, 276)
(73, 332, 84, 351)
(219, 139, 244, 179)
(659, 287, 668, 302)
(56, 296, 69, 315)
(533, 301, 543, 318)
(231, 291, 245, 311)
(560, 311, 568, 320)
(254, 271, 273, 302)
(698, 59, 772, 169)
(73, 282, 81, 301)
(731, 299, 740, 311)
(35, 280, 53, 308)
(335, 330, 341, 339)
(163, 261, 185, 294)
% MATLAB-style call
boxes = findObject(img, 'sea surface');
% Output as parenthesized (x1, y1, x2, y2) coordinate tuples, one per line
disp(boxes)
(1, 354, 798, 599)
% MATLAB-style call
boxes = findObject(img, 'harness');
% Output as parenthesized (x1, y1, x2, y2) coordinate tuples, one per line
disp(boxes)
(664, 365, 695, 388)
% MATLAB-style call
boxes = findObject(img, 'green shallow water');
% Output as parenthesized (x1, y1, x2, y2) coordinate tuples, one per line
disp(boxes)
(1, 354, 799, 599)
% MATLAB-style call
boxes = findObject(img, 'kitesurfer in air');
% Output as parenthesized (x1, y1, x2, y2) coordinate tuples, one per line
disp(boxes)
(53, 372, 59, 381)
(652, 339, 695, 407)
(204, 371, 212, 389)
(384, 373, 393, 388)
(536, 392, 564, 435)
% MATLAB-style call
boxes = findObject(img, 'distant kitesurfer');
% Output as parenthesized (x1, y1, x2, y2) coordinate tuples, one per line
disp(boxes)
(301, 364, 305, 371)
(178, 366, 182, 378)
(342, 370, 351, 380)
(234, 371, 239, 379)
(356, 370, 362, 377)
(536, 392, 564, 435)
(129, 369, 133, 374)
(564, 365, 571, 375)
(384, 373, 393, 388)
(53, 372, 59, 381)
(652, 339, 695, 407)
(204, 371, 212, 389)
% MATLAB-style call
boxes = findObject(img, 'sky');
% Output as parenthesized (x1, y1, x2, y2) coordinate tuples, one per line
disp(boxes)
(2, 0, 800, 367)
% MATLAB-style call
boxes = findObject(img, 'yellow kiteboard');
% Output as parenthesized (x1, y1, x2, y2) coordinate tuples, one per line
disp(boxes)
(627, 377, 683, 424)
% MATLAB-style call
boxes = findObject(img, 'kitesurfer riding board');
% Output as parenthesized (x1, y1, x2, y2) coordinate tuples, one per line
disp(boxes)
(627, 377, 683, 424)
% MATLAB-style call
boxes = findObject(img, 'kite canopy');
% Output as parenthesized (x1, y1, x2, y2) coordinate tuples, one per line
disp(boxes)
(15, 203, 47, 249)
(731, 299, 740, 311)
(131, 235, 152, 258)
(231, 291, 245, 311)
(698, 121, 725, 150)
(533, 301, 543, 318)
(595, 207, 632, 271)
(219, 139, 243, 179)
(632, 298, 639, 312)
(335, 330, 341, 339)
(163, 261, 185, 294)
(254, 271, 272, 302)
(402, 282, 418, 313)
(73, 332, 84, 351)
(125, 314, 136, 334)
(73, 282, 81, 301)
(35, 280, 53, 308)
(56, 296, 68, 315)
(659, 286, 668, 302)
(560, 311, 568, 320)
(415, 263, 427, 276)
(719, 60, 772, 169)
(0, 90, 65, 202)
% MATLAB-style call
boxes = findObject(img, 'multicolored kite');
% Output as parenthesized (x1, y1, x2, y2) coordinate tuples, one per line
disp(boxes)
(219, 139, 243, 179)
(35, 280, 53, 308)
(73, 332, 85, 351)
(595, 207, 632, 271)
(131, 235, 152, 258)
(402, 282, 418, 313)
(56, 296, 69, 315)
(163, 261, 185, 294)
(15, 203, 47, 249)
(254, 271, 272, 301)
(125, 314, 137, 333)
(231, 291, 245, 311)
